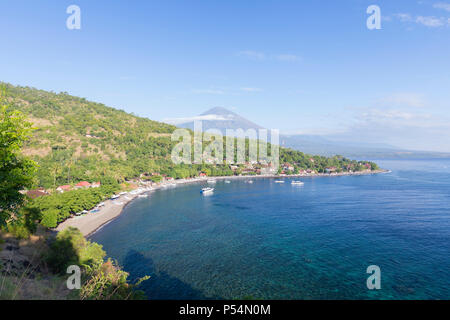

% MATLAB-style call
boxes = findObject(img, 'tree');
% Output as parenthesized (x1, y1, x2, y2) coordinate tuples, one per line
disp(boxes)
(0, 88, 37, 226)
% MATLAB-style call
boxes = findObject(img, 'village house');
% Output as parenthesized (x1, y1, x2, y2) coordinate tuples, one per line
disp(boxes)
(56, 185, 72, 193)
(326, 167, 337, 173)
(75, 181, 91, 189)
(260, 162, 277, 175)
(26, 189, 48, 199)
(244, 162, 254, 169)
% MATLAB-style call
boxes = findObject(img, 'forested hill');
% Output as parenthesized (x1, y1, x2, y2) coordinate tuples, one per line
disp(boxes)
(2, 82, 378, 188)
(3, 82, 178, 187)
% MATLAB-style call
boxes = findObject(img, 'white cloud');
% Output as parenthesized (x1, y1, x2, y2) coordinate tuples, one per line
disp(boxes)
(433, 2, 450, 12)
(164, 114, 234, 125)
(294, 91, 450, 151)
(237, 50, 266, 60)
(328, 106, 450, 152)
(240, 87, 262, 92)
(395, 13, 413, 22)
(380, 93, 426, 108)
(416, 16, 445, 27)
(237, 51, 301, 62)
(394, 12, 448, 27)
(275, 54, 301, 62)
(191, 89, 225, 95)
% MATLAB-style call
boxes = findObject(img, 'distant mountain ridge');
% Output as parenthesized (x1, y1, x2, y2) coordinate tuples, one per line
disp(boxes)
(176, 107, 264, 133)
(173, 107, 450, 159)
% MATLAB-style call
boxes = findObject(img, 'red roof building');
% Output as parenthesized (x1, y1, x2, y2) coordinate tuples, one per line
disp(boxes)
(75, 181, 91, 188)
(26, 190, 48, 199)
(57, 185, 72, 193)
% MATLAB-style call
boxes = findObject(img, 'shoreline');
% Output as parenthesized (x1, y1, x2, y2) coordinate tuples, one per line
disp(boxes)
(56, 169, 389, 237)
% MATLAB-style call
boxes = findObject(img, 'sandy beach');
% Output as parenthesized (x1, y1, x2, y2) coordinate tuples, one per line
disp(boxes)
(55, 196, 137, 236)
(56, 169, 388, 237)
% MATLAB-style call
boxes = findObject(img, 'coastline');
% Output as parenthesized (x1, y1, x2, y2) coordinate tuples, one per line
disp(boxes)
(56, 169, 389, 237)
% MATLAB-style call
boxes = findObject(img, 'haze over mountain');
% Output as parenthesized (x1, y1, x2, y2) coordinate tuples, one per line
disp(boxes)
(171, 107, 264, 133)
(169, 107, 450, 159)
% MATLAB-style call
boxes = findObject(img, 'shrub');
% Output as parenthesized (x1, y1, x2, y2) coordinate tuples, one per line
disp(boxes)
(41, 209, 58, 228)
(4, 223, 31, 239)
(46, 236, 79, 274)
(80, 259, 148, 300)
(46, 227, 106, 274)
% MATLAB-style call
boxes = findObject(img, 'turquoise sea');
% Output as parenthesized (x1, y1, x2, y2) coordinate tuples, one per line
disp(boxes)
(90, 159, 450, 299)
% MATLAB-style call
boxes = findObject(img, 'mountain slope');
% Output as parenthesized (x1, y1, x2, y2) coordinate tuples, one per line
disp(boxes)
(176, 107, 264, 133)
(2, 82, 178, 187)
(175, 107, 450, 159)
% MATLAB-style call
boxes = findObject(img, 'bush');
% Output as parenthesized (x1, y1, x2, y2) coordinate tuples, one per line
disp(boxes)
(41, 209, 58, 228)
(46, 227, 106, 274)
(4, 223, 31, 239)
(1, 206, 41, 239)
(81, 259, 148, 300)
(46, 234, 79, 274)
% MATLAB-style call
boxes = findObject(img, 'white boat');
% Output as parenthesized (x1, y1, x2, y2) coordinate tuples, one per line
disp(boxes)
(138, 194, 148, 198)
(201, 187, 214, 194)
(274, 180, 285, 183)
(247, 180, 254, 184)
(224, 180, 231, 184)
(207, 180, 216, 184)
(291, 181, 304, 186)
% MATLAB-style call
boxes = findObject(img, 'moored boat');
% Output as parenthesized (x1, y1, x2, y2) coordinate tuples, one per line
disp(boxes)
(201, 187, 214, 194)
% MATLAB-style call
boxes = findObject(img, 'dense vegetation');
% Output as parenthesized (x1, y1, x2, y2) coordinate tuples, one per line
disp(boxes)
(47, 227, 148, 300)
(1, 91, 147, 300)
(0, 91, 37, 227)
(2, 82, 378, 189)
(32, 183, 120, 228)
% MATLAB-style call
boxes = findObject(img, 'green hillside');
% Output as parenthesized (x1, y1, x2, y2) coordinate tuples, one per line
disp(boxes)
(2, 83, 180, 187)
(2, 82, 378, 188)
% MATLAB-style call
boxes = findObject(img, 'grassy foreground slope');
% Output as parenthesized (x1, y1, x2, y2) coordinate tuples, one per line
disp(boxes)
(3, 82, 378, 188)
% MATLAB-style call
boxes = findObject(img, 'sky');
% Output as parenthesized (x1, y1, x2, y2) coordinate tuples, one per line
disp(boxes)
(0, 0, 449, 152)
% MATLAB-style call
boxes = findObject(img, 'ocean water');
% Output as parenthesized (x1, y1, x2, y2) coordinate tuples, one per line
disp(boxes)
(90, 159, 450, 299)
